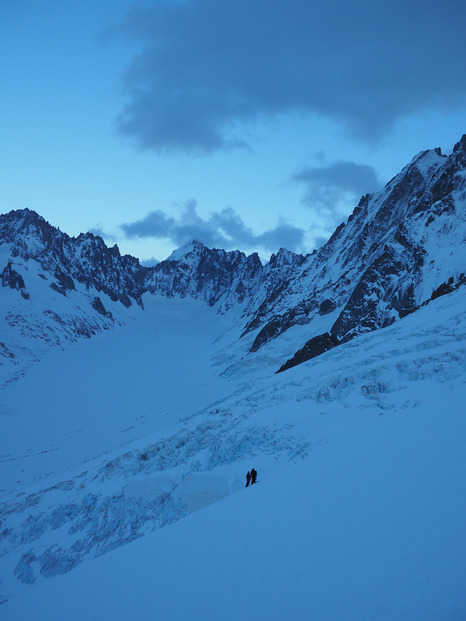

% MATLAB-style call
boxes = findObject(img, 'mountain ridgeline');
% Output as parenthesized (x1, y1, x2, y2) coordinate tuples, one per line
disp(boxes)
(1, 135, 466, 375)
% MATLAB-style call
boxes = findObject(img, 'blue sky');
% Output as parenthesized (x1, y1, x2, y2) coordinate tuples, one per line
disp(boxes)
(2, 0, 466, 263)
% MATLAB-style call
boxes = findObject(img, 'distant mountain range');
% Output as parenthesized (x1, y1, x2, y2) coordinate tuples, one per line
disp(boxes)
(1, 135, 465, 381)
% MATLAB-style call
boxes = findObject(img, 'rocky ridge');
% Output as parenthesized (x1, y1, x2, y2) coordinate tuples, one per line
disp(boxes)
(250, 137, 466, 370)
(1, 135, 465, 376)
(0, 210, 305, 378)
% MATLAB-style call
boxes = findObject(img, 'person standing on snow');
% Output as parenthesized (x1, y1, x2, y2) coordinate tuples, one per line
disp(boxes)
(251, 468, 257, 484)
(246, 471, 251, 487)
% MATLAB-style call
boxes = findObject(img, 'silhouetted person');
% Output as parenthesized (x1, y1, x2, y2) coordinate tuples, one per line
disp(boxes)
(251, 468, 257, 484)
(246, 471, 251, 487)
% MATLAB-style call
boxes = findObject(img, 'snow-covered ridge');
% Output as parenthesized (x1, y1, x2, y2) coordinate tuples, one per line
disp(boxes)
(0, 209, 306, 378)
(1, 135, 465, 380)
(243, 136, 466, 367)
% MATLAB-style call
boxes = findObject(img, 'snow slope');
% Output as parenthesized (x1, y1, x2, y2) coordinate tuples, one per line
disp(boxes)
(1, 284, 465, 620)
(0, 295, 238, 490)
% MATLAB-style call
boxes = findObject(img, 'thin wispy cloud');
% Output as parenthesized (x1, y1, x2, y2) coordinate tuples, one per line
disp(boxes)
(114, 0, 466, 154)
(120, 200, 306, 253)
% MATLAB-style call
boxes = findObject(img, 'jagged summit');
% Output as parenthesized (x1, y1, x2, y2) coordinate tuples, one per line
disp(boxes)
(0, 207, 305, 374)
(0, 208, 304, 319)
(166, 238, 205, 261)
(246, 136, 466, 369)
(267, 247, 307, 268)
(1, 135, 465, 376)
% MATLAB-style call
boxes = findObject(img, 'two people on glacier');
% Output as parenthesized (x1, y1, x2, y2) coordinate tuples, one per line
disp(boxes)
(245, 468, 257, 487)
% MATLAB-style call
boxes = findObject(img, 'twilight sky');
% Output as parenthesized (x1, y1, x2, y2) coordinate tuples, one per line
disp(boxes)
(2, 0, 466, 262)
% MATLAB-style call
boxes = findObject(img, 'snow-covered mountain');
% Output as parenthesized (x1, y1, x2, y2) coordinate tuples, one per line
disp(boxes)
(0, 208, 306, 383)
(1, 136, 466, 620)
(2, 136, 465, 381)
(246, 137, 466, 368)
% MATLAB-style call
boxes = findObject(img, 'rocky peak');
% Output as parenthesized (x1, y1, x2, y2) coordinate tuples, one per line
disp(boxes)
(2, 135, 465, 375)
(267, 247, 306, 270)
(453, 133, 466, 156)
(148, 239, 264, 310)
(243, 136, 466, 369)
(0, 209, 147, 308)
(1, 261, 29, 299)
(166, 239, 206, 262)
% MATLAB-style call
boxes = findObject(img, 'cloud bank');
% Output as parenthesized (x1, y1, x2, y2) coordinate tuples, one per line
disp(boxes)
(120, 200, 306, 253)
(115, 0, 466, 153)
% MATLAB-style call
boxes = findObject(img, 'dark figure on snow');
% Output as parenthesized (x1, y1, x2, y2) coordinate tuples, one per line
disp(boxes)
(246, 471, 251, 487)
(251, 468, 257, 484)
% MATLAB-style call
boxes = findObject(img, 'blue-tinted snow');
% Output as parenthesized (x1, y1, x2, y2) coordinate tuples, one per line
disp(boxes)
(1, 286, 465, 619)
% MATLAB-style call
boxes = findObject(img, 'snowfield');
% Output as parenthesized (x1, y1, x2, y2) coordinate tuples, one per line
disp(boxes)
(1, 284, 465, 619)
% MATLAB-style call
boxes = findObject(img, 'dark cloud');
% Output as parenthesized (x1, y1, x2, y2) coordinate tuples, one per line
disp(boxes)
(293, 160, 384, 213)
(114, 0, 466, 153)
(120, 200, 306, 252)
(256, 221, 306, 252)
(119, 209, 175, 238)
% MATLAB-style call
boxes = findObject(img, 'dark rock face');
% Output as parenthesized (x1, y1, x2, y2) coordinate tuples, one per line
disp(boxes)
(250, 302, 311, 353)
(431, 274, 466, 301)
(319, 299, 337, 316)
(276, 333, 340, 373)
(91, 297, 114, 320)
(240, 249, 309, 338)
(1, 262, 25, 290)
(330, 243, 419, 342)
(1, 262, 29, 299)
(50, 267, 76, 296)
(250, 311, 294, 353)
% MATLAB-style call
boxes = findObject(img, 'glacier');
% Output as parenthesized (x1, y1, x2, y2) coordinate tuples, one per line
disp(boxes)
(0, 136, 466, 619)
(0, 284, 465, 619)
